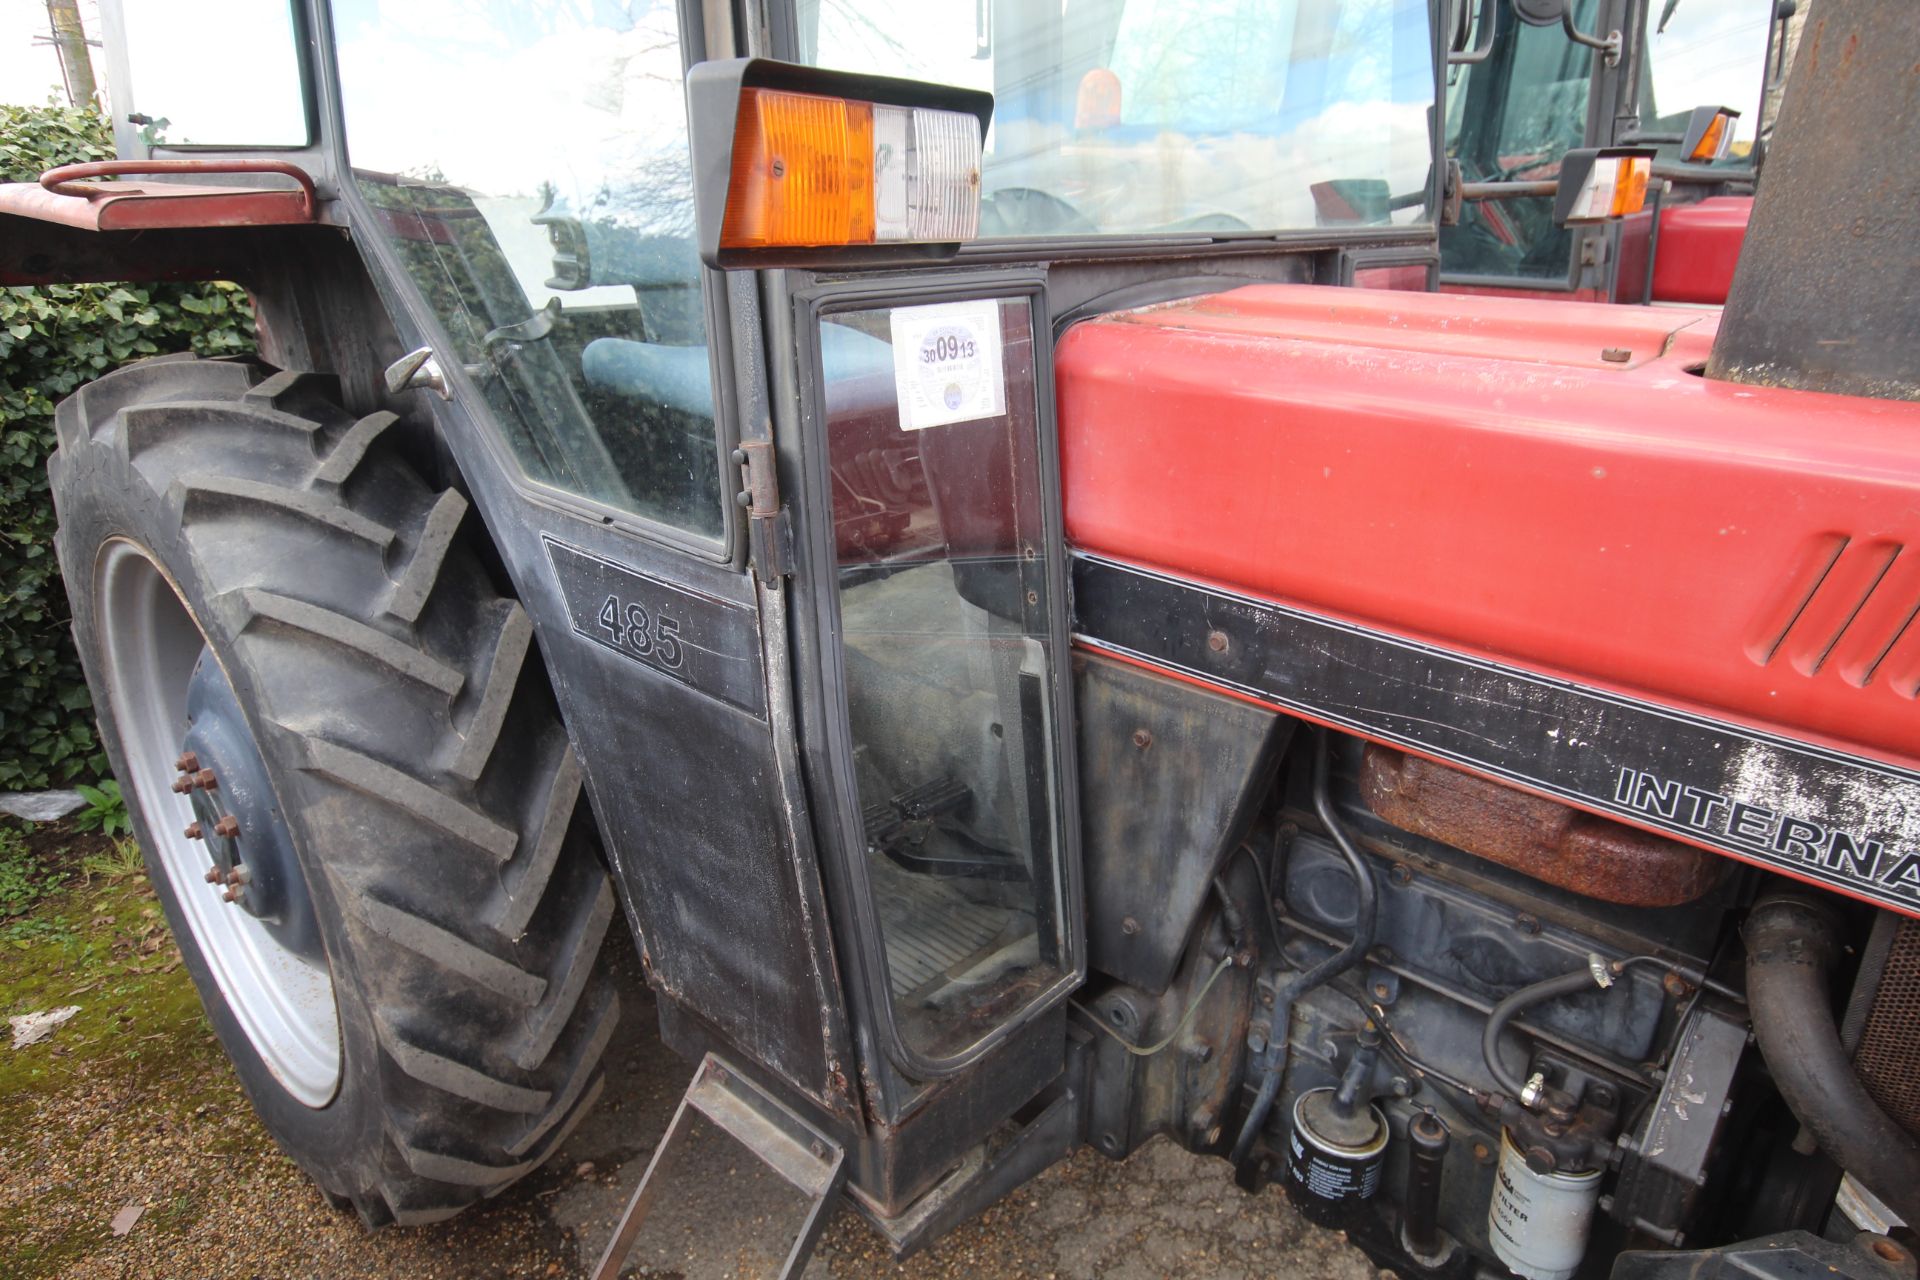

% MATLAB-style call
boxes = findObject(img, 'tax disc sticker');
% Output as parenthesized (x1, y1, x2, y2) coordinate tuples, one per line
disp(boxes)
(889, 300, 1006, 431)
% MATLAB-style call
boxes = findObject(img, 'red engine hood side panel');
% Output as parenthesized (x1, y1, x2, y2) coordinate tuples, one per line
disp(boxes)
(1057, 283, 1920, 772)
(1651, 196, 1751, 305)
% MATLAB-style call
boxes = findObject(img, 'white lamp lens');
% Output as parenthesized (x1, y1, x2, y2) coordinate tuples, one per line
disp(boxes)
(872, 105, 982, 242)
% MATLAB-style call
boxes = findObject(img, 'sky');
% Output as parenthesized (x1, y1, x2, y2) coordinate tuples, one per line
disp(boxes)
(1, 0, 106, 108)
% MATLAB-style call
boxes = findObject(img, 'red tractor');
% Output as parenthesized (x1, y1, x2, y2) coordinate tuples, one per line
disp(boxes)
(1437, 0, 1794, 303)
(1, 0, 1914, 1276)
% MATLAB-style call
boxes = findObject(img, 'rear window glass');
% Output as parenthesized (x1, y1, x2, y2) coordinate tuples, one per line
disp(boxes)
(331, 0, 725, 540)
(120, 1, 308, 147)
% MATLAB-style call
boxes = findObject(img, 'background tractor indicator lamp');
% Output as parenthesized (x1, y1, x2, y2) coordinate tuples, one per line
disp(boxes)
(1683, 106, 1741, 163)
(688, 59, 994, 269)
(1553, 147, 1656, 226)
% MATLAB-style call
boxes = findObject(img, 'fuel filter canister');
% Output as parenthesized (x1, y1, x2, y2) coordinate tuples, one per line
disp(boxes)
(1488, 1129, 1603, 1280)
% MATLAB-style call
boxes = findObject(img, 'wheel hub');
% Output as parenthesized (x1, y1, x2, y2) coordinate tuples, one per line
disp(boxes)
(176, 651, 321, 964)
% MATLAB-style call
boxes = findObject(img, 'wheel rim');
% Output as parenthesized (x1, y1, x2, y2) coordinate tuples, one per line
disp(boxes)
(97, 540, 341, 1106)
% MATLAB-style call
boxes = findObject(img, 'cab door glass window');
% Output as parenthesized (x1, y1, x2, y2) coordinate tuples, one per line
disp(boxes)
(820, 299, 1070, 1063)
(332, 0, 722, 538)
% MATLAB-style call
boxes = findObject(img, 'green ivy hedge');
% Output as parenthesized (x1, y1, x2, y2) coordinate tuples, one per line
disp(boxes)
(0, 103, 257, 790)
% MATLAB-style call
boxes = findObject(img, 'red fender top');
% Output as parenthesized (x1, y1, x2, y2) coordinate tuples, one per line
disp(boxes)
(1057, 283, 1920, 773)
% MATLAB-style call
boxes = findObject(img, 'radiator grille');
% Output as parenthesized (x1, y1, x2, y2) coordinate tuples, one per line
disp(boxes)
(1856, 917, 1920, 1136)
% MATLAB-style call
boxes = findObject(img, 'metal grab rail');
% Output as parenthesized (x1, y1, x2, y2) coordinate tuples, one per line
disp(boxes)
(40, 159, 316, 219)
(1448, 0, 1500, 65)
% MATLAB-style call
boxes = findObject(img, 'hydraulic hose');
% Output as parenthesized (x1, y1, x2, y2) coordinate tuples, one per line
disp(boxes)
(1229, 730, 1379, 1169)
(1481, 963, 1611, 1102)
(1744, 896, 1920, 1227)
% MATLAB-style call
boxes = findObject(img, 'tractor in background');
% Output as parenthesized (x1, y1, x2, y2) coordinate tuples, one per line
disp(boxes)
(1437, 0, 1796, 302)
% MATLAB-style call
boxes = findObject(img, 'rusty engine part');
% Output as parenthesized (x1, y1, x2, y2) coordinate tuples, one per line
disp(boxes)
(1359, 746, 1723, 907)
(1853, 915, 1920, 1138)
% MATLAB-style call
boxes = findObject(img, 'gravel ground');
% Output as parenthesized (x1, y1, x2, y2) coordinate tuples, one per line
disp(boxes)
(4, 895, 1381, 1280)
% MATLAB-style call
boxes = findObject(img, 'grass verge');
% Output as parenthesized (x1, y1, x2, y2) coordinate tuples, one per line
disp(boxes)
(0, 817, 257, 1277)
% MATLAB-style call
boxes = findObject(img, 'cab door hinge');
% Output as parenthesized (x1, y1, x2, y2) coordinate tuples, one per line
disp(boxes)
(733, 440, 792, 581)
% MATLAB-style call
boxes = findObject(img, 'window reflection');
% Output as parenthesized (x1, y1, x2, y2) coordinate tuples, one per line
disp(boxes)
(333, 0, 723, 536)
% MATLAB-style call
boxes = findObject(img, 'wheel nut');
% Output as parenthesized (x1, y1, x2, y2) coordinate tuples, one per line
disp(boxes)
(194, 769, 218, 791)
(213, 816, 240, 840)
(171, 776, 194, 794)
(222, 884, 243, 903)
(204, 866, 224, 884)
(175, 752, 200, 773)
(184, 822, 204, 840)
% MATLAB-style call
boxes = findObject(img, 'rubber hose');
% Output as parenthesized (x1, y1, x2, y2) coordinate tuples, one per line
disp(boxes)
(1228, 730, 1379, 1168)
(1481, 966, 1606, 1102)
(1231, 1064, 1287, 1171)
(1744, 896, 1920, 1226)
(1333, 1035, 1380, 1116)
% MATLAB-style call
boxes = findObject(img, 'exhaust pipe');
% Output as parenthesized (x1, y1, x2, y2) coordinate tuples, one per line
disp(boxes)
(1705, 0, 1920, 402)
(1742, 896, 1920, 1225)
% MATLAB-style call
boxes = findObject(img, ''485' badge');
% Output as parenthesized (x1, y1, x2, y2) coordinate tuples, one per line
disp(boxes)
(888, 300, 1007, 430)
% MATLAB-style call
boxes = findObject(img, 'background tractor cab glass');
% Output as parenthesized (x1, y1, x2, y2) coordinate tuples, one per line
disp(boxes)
(1440, 0, 1780, 290)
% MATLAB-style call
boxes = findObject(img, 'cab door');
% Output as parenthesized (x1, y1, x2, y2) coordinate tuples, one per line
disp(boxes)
(318, 0, 858, 1118)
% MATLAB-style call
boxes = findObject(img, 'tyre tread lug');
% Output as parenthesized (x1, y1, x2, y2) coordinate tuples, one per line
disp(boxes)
(178, 474, 395, 548)
(449, 603, 532, 781)
(297, 736, 518, 862)
(384, 489, 466, 624)
(355, 893, 547, 1005)
(233, 587, 464, 698)
(380, 1026, 552, 1115)
(313, 411, 399, 490)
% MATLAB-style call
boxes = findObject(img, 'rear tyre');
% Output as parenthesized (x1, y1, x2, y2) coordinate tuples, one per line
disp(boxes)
(50, 355, 618, 1225)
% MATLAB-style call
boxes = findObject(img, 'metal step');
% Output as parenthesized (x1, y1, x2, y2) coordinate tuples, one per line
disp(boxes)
(590, 1053, 846, 1280)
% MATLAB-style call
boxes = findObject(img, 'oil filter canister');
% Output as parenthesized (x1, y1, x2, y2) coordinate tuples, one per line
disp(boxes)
(1286, 1086, 1388, 1225)
(1488, 1128, 1603, 1280)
